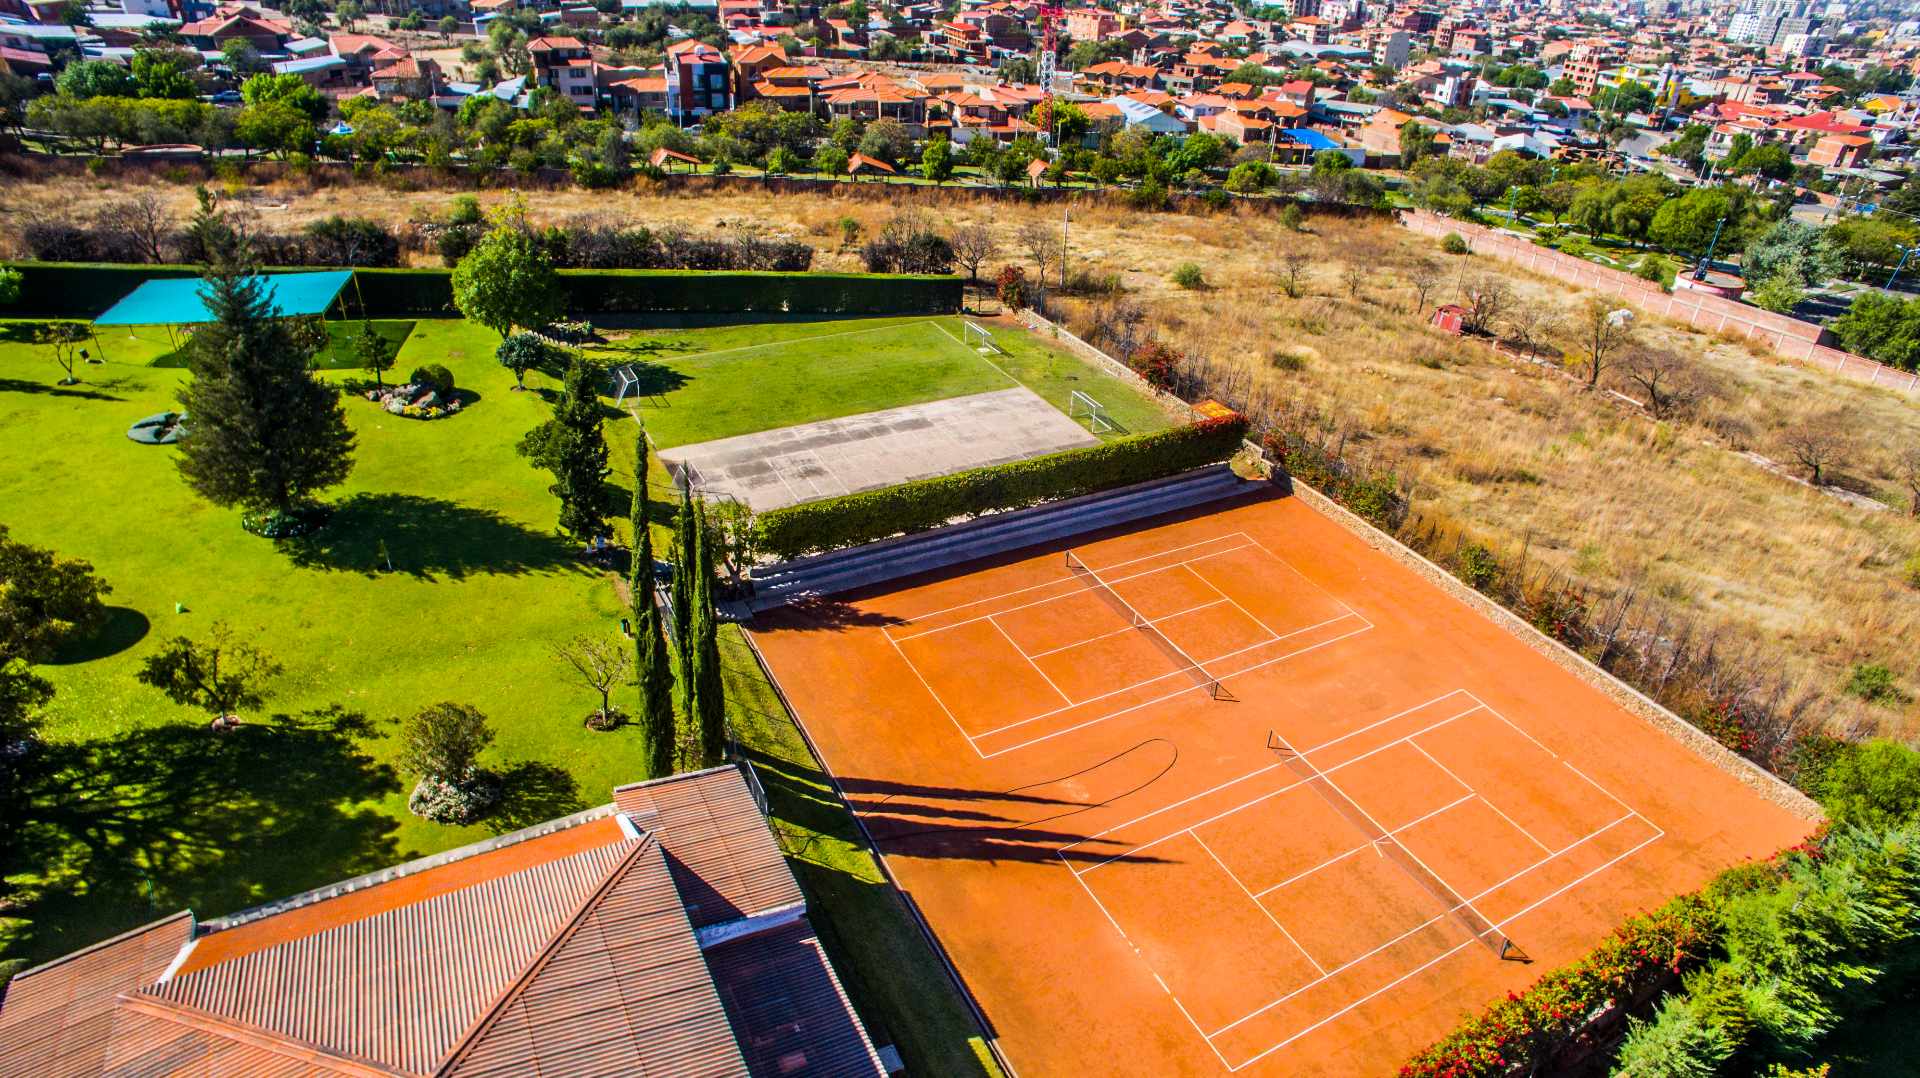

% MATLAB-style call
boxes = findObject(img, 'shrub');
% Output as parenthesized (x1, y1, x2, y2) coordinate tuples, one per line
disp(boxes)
(1270, 350, 1306, 372)
(1127, 340, 1183, 391)
(1280, 203, 1305, 232)
(996, 264, 1029, 309)
(408, 772, 503, 824)
(409, 364, 455, 395)
(755, 415, 1249, 559)
(1441, 231, 1470, 255)
(1843, 662, 1910, 707)
(1614, 997, 1734, 1077)
(1817, 740, 1920, 829)
(1171, 262, 1206, 290)
(1454, 541, 1503, 592)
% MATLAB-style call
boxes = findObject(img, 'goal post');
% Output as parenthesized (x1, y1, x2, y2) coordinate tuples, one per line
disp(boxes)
(962, 320, 1005, 355)
(1068, 390, 1116, 434)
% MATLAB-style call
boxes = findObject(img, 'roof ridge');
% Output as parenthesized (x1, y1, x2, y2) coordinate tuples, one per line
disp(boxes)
(199, 803, 618, 934)
(432, 833, 663, 1076)
(115, 992, 408, 1077)
(5, 910, 193, 983)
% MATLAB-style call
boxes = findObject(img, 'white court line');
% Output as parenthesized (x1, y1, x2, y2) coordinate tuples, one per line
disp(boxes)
(1026, 598, 1229, 659)
(974, 610, 1367, 742)
(1407, 740, 1553, 856)
(1250, 792, 1477, 900)
(1182, 559, 1287, 645)
(888, 543, 1256, 643)
(990, 616, 1073, 707)
(887, 532, 1254, 627)
(882, 631, 979, 750)
(1190, 829, 1327, 976)
(1204, 811, 1655, 1045)
(1217, 827, 1670, 1070)
(647, 318, 938, 365)
(981, 619, 1374, 759)
(1069, 700, 1486, 873)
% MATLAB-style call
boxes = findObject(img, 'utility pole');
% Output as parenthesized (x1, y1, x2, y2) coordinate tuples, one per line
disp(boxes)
(1889, 244, 1913, 291)
(1060, 205, 1069, 290)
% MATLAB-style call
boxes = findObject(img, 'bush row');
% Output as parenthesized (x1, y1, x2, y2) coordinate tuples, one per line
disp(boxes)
(3, 262, 963, 319)
(428, 219, 814, 273)
(754, 414, 1249, 560)
(23, 216, 403, 268)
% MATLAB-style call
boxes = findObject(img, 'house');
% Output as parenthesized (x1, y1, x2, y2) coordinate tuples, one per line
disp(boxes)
(1107, 94, 1188, 134)
(329, 31, 406, 79)
(1809, 133, 1872, 170)
(1065, 6, 1119, 41)
(666, 38, 731, 123)
(528, 35, 598, 108)
(371, 55, 441, 99)
(0, 766, 888, 1078)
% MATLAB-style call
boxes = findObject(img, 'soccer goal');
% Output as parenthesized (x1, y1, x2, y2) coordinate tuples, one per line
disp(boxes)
(963, 320, 1005, 355)
(1068, 390, 1116, 434)
(609, 364, 642, 404)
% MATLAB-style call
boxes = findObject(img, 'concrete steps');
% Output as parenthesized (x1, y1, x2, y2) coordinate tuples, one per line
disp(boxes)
(746, 464, 1260, 611)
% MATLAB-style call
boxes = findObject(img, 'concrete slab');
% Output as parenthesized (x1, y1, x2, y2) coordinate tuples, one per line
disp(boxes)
(660, 387, 1099, 512)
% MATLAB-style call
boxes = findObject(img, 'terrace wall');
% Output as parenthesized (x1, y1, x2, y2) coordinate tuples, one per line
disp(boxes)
(1399, 210, 1920, 397)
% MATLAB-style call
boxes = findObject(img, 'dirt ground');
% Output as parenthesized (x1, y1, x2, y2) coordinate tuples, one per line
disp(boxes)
(6, 171, 1916, 740)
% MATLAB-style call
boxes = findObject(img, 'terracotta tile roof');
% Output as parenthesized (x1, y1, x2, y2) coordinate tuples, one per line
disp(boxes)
(0, 912, 194, 1078)
(151, 824, 637, 1073)
(705, 922, 886, 1078)
(443, 839, 748, 1078)
(614, 768, 803, 930)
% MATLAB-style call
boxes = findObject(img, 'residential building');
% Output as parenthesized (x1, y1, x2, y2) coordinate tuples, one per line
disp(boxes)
(666, 38, 732, 123)
(528, 35, 598, 108)
(0, 767, 887, 1078)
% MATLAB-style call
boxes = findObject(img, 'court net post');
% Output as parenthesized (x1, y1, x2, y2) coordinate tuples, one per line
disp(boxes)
(1264, 730, 1529, 963)
(1065, 551, 1232, 702)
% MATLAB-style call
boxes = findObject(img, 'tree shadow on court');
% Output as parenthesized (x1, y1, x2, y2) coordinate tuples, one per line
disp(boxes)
(763, 596, 906, 631)
(282, 492, 582, 580)
(5, 704, 403, 969)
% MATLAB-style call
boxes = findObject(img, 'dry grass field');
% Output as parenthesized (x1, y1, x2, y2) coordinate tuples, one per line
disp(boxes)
(7, 170, 1917, 742)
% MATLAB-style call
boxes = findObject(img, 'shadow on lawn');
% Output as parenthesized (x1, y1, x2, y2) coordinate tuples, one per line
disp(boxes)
(5, 705, 402, 969)
(0, 377, 128, 402)
(44, 606, 150, 665)
(487, 760, 588, 835)
(283, 492, 579, 580)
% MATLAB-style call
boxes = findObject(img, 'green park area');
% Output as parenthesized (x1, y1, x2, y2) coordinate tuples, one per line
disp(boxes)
(0, 304, 1166, 1075)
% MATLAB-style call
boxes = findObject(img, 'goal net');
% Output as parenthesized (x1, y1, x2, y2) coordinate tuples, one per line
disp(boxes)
(1068, 390, 1116, 434)
(963, 320, 1005, 355)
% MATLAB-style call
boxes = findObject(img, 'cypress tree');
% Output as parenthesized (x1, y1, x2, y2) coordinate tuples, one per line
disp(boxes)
(550, 357, 611, 541)
(630, 432, 674, 778)
(670, 484, 697, 765)
(175, 190, 354, 525)
(693, 498, 727, 767)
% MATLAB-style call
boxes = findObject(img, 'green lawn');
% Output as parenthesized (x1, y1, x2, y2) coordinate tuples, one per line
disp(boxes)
(142, 319, 418, 371)
(591, 314, 1173, 448)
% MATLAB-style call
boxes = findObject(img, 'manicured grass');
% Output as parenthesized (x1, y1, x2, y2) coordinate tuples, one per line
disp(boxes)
(146, 319, 418, 371)
(592, 314, 1174, 449)
(720, 626, 1002, 1078)
(0, 317, 651, 965)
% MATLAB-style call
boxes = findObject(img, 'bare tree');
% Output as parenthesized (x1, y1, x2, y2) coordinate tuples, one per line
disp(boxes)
(97, 191, 172, 264)
(1089, 298, 1149, 359)
(949, 224, 997, 282)
(1340, 264, 1367, 297)
(1617, 345, 1709, 419)
(1015, 220, 1063, 282)
(1895, 445, 1920, 516)
(553, 634, 633, 723)
(1457, 273, 1512, 335)
(1777, 410, 1854, 487)
(1405, 258, 1442, 315)
(1573, 297, 1634, 388)
(1275, 251, 1312, 299)
(40, 322, 89, 384)
(1502, 299, 1558, 360)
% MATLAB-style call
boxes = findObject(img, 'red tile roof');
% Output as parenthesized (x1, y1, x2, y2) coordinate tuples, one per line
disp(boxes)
(0, 912, 194, 1078)
(705, 922, 887, 1077)
(614, 769, 803, 930)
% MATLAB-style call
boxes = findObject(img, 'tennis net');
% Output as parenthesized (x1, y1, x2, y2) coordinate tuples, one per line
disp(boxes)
(1064, 551, 1231, 701)
(1265, 730, 1529, 963)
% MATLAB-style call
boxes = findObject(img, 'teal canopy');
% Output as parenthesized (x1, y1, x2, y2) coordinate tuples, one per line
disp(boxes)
(93, 271, 353, 327)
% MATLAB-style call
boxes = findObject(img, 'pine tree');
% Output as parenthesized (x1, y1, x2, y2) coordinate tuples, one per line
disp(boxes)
(518, 356, 610, 541)
(692, 498, 727, 767)
(630, 431, 674, 778)
(670, 484, 698, 765)
(175, 191, 354, 524)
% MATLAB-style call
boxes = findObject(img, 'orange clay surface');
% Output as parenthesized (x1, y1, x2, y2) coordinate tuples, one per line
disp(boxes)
(749, 491, 1817, 1077)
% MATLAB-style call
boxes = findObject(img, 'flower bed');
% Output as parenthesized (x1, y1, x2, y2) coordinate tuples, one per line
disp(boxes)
(364, 381, 466, 420)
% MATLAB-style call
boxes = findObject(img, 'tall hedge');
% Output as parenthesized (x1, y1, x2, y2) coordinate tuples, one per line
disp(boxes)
(2, 262, 962, 319)
(754, 415, 1250, 561)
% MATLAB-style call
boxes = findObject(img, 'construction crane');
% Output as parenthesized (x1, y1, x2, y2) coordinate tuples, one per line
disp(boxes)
(1035, 4, 1064, 93)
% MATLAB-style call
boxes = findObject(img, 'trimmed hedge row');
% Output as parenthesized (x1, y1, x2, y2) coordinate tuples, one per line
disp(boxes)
(3, 262, 963, 319)
(754, 414, 1250, 561)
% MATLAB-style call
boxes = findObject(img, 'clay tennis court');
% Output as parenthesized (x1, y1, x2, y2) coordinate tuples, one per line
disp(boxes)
(749, 490, 1817, 1076)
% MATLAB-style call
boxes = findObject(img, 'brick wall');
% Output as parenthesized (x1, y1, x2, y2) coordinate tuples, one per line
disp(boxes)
(1400, 210, 1920, 397)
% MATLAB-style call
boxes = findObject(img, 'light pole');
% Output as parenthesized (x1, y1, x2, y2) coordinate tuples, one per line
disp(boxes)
(1889, 244, 1913, 291)
(1694, 214, 1726, 282)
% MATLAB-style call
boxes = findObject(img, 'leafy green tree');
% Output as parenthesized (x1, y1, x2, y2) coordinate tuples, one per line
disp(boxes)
(1748, 272, 1805, 314)
(137, 622, 283, 727)
(1614, 996, 1732, 1078)
(438, 14, 458, 37)
(921, 136, 953, 183)
(630, 432, 674, 778)
(813, 144, 848, 176)
(450, 211, 563, 339)
(1827, 215, 1917, 274)
(1742, 220, 1843, 290)
(1659, 124, 1710, 174)
(175, 193, 355, 522)
(1225, 160, 1277, 193)
(0, 524, 110, 663)
(55, 59, 135, 99)
(1830, 293, 1920, 369)
(0, 267, 19, 307)
(494, 331, 550, 390)
(131, 48, 196, 99)
(1225, 62, 1283, 88)
(355, 319, 396, 386)
(241, 71, 328, 123)
(857, 117, 911, 165)
(0, 656, 52, 893)
(221, 39, 266, 76)
(1399, 121, 1436, 168)
(1648, 186, 1732, 255)
(519, 356, 611, 541)
(1731, 141, 1793, 180)
(399, 701, 493, 782)
(1818, 740, 1920, 829)
(235, 100, 314, 157)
